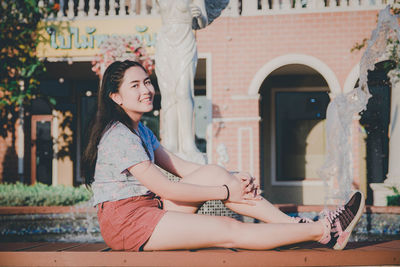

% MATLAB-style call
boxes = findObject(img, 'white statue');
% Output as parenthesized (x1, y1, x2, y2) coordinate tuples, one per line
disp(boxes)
(155, 0, 228, 163)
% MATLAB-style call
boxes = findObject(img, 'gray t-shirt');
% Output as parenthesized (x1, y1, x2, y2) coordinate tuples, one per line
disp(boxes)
(91, 121, 160, 206)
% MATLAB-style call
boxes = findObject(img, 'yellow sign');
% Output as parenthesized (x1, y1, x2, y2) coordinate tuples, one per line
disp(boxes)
(37, 17, 162, 58)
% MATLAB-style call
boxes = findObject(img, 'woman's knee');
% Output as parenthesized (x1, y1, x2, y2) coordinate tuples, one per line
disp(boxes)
(205, 164, 230, 176)
(199, 164, 232, 183)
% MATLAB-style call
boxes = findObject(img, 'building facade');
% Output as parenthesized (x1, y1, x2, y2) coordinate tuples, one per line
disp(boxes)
(0, 0, 394, 205)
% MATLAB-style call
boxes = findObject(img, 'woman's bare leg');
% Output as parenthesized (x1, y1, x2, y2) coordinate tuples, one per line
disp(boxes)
(143, 211, 324, 251)
(164, 164, 295, 223)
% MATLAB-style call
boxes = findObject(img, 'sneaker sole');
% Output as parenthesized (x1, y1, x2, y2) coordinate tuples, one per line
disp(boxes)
(333, 191, 365, 250)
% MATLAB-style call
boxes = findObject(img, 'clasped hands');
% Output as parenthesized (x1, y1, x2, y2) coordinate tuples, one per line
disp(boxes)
(225, 171, 262, 205)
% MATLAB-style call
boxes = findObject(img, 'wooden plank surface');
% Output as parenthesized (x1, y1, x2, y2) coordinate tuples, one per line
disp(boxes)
(0, 249, 398, 267)
(24, 243, 82, 252)
(0, 242, 46, 251)
(62, 243, 110, 252)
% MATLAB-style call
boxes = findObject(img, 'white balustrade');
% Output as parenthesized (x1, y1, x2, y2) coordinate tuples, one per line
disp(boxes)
(44, 0, 388, 20)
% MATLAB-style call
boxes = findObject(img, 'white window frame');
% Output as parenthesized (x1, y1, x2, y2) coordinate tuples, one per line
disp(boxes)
(270, 86, 329, 186)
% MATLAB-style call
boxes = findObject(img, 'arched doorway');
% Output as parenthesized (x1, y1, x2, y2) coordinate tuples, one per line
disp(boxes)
(259, 64, 331, 204)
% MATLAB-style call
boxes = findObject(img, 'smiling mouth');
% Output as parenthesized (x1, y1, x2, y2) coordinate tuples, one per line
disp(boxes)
(140, 98, 152, 103)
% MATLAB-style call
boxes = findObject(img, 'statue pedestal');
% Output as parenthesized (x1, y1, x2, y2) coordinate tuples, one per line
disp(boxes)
(370, 179, 400, 206)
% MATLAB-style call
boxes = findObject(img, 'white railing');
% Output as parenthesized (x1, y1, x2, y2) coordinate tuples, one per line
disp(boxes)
(40, 0, 159, 19)
(239, 0, 390, 16)
(40, 0, 391, 20)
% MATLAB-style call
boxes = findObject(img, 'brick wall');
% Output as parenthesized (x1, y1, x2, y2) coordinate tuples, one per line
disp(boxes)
(196, 10, 378, 181)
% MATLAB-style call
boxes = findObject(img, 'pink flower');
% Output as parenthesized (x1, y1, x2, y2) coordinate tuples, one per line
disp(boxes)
(91, 35, 154, 76)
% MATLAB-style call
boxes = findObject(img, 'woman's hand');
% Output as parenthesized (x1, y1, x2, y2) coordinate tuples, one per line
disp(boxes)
(231, 172, 260, 199)
(224, 176, 261, 205)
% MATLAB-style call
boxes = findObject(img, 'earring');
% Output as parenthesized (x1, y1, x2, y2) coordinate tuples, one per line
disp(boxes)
(119, 102, 123, 106)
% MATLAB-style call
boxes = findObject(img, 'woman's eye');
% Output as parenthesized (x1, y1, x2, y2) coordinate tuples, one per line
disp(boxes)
(145, 80, 152, 86)
(131, 84, 139, 88)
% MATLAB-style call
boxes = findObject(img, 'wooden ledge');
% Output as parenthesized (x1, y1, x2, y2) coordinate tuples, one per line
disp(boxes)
(0, 241, 399, 267)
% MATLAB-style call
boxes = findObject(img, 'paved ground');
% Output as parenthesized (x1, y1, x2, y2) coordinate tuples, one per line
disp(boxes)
(0, 240, 399, 266)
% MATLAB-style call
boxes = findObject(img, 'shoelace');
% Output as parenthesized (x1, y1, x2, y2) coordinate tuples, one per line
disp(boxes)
(326, 206, 345, 224)
(321, 206, 344, 224)
(323, 206, 356, 238)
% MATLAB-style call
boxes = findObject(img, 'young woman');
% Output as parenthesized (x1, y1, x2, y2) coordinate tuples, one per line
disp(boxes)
(82, 60, 365, 252)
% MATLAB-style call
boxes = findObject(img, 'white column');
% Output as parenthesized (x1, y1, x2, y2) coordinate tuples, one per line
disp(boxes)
(131, 0, 137, 15)
(140, 0, 147, 15)
(151, 0, 158, 14)
(57, 0, 64, 17)
(359, 0, 368, 7)
(77, 0, 85, 17)
(67, 0, 74, 18)
(281, 0, 292, 10)
(272, 0, 280, 10)
(109, 0, 116, 16)
(306, 0, 316, 9)
(261, 0, 269, 10)
(88, 0, 95, 17)
(98, 0, 106, 16)
(349, 0, 359, 7)
(386, 69, 400, 185)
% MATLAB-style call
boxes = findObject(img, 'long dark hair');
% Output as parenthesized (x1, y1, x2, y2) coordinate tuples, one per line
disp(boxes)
(81, 60, 148, 186)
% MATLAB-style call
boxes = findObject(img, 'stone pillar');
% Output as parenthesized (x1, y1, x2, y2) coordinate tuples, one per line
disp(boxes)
(386, 69, 400, 185)
(370, 69, 400, 206)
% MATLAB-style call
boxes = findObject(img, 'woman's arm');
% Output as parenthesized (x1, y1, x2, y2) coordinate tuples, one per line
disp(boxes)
(128, 160, 251, 204)
(154, 145, 203, 178)
(155, 146, 260, 196)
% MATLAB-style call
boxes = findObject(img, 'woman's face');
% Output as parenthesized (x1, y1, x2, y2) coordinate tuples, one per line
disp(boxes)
(110, 66, 155, 120)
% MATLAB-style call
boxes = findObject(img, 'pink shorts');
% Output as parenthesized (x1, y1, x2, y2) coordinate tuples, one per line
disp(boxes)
(97, 193, 166, 251)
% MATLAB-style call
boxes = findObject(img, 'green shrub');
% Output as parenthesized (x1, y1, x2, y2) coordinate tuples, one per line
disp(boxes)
(387, 195, 400, 206)
(0, 182, 93, 206)
(387, 186, 400, 206)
